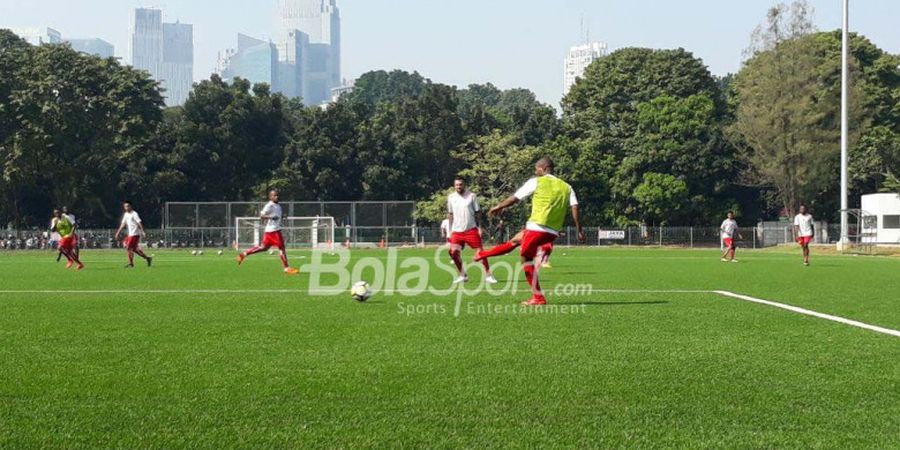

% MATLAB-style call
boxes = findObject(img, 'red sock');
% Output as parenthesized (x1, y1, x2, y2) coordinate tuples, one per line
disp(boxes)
(279, 249, 289, 268)
(523, 263, 544, 299)
(449, 250, 463, 272)
(244, 246, 267, 256)
(480, 257, 491, 273)
(481, 241, 519, 258)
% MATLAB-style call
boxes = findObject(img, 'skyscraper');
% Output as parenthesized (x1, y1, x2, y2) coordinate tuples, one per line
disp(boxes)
(274, 0, 341, 105)
(161, 22, 194, 106)
(130, 8, 194, 106)
(12, 27, 62, 45)
(67, 38, 115, 58)
(220, 34, 280, 88)
(130, 8, 163, 80)
(564, 42, 607, 95)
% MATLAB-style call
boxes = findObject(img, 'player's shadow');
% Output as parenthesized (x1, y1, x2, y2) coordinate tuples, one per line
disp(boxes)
(562, 301, 669, 306)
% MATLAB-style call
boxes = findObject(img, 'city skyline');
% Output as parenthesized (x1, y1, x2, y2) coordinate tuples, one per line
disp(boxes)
(2, 0, 899, 106)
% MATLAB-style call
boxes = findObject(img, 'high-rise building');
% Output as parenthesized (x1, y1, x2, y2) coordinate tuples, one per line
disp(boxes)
(67, 38, 115, 58)
(12, 27, 62, 45)
(130, 8, 194, 106)
(161, 22, 193, 106)
(130, 8, 163, 80)
(274, 0, 341, 105)
(564, 41, 607, 95)
(220, 34, 280, 88)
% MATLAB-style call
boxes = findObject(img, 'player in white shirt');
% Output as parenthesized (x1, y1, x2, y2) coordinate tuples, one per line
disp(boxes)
(114, 201, 152, 268)
(793, 205, 815, 266)
(237, 190, 298, 274)
(447, 177, 497, 284)
(440, 219, 451, 242)
(719, 211, 743, 263)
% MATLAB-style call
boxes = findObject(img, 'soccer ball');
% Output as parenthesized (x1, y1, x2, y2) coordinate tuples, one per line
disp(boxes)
(191, 250, 197, 256)
(351, 281, 372, 302)
(197, 250, 204, 256)
(268, 250, 275, 255)
(217, 250, 224, 256)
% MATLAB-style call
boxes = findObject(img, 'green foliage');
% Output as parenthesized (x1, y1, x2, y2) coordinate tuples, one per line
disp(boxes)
(731, 30, 900, 217)
(1, 37, 163, 227)
(633, 173, 690, 226)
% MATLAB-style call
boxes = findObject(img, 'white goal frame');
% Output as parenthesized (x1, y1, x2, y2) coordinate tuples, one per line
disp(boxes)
(234, 216, 336, 250)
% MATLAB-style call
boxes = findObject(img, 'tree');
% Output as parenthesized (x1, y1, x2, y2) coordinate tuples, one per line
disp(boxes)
(562, 47, 723, 144)
(1, 39, 163, 226)
(729, 29, 900, 216)
(633, 173, 689, 226)
(171, 76, 291, 202)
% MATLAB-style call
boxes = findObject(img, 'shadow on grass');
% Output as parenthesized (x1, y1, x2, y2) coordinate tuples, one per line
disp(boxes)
(557, 300, 670, 306)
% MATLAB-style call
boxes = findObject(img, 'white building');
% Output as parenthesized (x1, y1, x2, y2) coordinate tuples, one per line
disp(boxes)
(161, 22, 194, 106)
(273, 0, 341, 105)
(130, 8, 194, 106)
(861, 193, 900, 244)
(67, 38, 115, 58)
(564, 41, 607, 95)
(12, 27, 62, 45)
(130, 8, 163, 80)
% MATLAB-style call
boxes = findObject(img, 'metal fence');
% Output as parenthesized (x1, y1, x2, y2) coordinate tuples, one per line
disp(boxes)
(2, 224, 858, 250)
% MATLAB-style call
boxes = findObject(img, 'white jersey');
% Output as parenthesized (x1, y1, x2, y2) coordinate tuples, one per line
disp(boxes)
(121, 211, 142, 237)
(794, 213, 814, 237)
(64, 213, 76, 226)
(447, 191, 480, 233)
(440, 219, 451, 237)
(720, 219, 738, 238)
(261, 201, 283, 233)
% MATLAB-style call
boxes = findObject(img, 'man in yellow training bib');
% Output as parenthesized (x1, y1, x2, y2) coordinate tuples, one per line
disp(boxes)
(488, 157, 585, 306)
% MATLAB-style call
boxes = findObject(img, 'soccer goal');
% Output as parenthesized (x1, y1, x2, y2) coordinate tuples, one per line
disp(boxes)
(234, 216, 336, 250)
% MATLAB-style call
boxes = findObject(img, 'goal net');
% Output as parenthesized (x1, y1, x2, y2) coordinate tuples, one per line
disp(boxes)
(234, 216, 336, 250)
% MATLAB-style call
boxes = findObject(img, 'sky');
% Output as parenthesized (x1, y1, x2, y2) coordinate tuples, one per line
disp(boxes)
(2, 0, 899, 106)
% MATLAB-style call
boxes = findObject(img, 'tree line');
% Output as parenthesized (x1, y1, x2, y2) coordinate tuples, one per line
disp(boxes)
(1, 2, 898, 229)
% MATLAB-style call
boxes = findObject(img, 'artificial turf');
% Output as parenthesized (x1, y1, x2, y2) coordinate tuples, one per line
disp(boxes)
(0, 247, 898, 448)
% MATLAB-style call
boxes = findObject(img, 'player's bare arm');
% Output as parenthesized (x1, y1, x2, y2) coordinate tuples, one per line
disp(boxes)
(114, 220, 126, 240)
(489, 195, 519, 217)
(571, 205, 586, 243)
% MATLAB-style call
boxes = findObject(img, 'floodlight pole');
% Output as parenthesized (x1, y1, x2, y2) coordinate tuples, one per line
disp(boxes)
(839, 0, 850, 248)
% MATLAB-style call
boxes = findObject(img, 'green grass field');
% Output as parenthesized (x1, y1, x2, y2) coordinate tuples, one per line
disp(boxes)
(1, 247, 899, 448)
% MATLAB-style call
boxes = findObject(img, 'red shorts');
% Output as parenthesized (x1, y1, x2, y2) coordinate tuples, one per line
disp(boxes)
(521, 230, 557, 260)
(449, 228, 483, 250)
(262, 231, 285, 249)
(723, 238, 734, 248)
(124, 235, 141, 250)
(59, 236, 76, 250)
(797, 236, 813, 246)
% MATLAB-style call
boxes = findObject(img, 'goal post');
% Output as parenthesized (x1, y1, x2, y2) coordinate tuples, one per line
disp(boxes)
(234, 216, 336, 250)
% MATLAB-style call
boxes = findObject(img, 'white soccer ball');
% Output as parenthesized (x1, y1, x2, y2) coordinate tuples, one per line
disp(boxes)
(268, 250, 275, 255)
(197, 251, 204, 256)
(217, 250, 224, 256)
(191, 250, 197, 256)
(351, 281, 372, 302)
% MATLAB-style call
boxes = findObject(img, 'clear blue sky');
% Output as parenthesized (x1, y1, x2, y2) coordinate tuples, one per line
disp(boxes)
(2, 0, 898, 106)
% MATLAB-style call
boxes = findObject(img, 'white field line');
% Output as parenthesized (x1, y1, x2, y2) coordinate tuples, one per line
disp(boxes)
(714, 290, 900, 338)
(0, 288, 898, 338)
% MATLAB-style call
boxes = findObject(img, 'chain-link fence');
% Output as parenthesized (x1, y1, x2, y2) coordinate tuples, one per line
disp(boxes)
(4, 223, 866, 251)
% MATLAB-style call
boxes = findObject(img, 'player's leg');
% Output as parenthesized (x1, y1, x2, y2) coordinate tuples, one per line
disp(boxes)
(238, 236, 271, 265)
(519, 231, 555, 306)
(540, 243, 553, 268)
(474, 230, 524, 262)
(62, 241, 84, 270)
(468, 229, 497, 283)
(448, 236, 467, 283)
